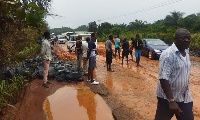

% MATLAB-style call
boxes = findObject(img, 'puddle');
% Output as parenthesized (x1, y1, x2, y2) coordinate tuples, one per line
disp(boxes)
(43, 86, 114, 120)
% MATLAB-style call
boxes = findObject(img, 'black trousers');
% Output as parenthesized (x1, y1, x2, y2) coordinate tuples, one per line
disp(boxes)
(155, 97, 194, 120)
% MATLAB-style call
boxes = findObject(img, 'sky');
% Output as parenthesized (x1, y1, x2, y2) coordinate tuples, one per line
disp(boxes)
(46, 0, 200, 29)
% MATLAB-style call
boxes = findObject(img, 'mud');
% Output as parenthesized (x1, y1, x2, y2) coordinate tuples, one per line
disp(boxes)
(1, 43, 200, 120)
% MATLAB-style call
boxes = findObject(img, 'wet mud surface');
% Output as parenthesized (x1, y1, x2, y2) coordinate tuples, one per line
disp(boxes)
(1, 43, 200, 120)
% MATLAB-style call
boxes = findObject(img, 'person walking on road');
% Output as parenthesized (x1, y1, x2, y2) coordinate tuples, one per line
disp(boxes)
(105, 35, 113, 71)
(133, 34, 143, 66)
(41, 31, 53, 88)
(155, 28, 193, 120)
(76, 35, 83, 71)
(121, 38, 129, 65)
(82, 37, 90, 75)
(87, 33, 99, 85)
(128, 38, 134, 61)
(114, 35, 121, 59)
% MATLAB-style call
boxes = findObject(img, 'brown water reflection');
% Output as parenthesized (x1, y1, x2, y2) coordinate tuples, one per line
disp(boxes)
(43, 86, 114, 120)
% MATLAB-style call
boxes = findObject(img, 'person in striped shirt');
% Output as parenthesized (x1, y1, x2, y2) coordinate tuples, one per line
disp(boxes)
(155, 28, 193, 120)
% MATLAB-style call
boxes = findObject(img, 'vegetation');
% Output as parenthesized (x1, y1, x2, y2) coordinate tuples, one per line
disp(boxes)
(87, 11, 200, 51)
(0, 0, 51, 116)
(50, 11, 200, 52)
(0, 75, 27, 115)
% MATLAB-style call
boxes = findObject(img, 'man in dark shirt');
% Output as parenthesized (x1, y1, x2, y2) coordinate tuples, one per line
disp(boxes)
(87, 33, 99, 85)
(133, 34, 143, 66)
(122, 38, 129, 65)
(76, 35, 83, 71)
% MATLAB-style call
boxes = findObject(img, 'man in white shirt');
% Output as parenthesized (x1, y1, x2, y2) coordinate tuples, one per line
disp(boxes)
(82, 37, 90, 75)
(155, 28, 193, 120)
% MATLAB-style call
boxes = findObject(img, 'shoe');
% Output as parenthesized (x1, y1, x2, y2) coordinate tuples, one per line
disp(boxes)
(91, 81, 99, 85)
(42, 83, 49, 88)
(47, 81, 52, 84)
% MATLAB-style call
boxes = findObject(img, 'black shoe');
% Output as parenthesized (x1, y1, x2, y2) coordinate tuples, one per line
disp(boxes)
(42, 83, 49, 88)
(47, 81, 52, 84)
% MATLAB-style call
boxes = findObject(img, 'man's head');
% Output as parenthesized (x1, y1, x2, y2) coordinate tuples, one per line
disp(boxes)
(86, 37, 90, 42)
(131, 38, 134, 40)
(123, 37, 127, 41)
(91, 33, 96, 40)
(136, 34, 139, 38)
(117, 35, 119, 38)
(44, 31, 50, 39)
(174, 28, 191, 51)
(77, 35, 82, 40)
(109, 35, 113, 40)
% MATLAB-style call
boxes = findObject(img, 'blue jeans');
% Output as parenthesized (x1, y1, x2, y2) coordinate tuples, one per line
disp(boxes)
(135, 50, 141, 58)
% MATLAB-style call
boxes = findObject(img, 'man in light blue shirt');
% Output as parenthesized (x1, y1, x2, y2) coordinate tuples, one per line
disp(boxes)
(155, 29, 193, 120)
(114, 35, 120, 59)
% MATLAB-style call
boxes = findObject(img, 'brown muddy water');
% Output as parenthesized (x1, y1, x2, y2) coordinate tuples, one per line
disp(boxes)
(43, 85, 114, 120)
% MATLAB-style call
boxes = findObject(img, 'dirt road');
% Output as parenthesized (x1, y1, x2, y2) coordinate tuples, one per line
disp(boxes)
(96, 42, 200, 120)
(1, 42, 200, 120)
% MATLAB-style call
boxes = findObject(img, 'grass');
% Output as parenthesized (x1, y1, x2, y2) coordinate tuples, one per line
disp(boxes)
(0, 75, 28, 117)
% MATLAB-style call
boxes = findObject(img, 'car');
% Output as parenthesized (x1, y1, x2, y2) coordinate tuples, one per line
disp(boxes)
(67, 33, 97, 52)
(141, 39, 169, 60)
(67, 34, 78, 52)
(58, 35, 67, 44)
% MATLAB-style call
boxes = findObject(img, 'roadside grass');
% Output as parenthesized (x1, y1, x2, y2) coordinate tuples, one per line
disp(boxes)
(0, 75, 28, 118)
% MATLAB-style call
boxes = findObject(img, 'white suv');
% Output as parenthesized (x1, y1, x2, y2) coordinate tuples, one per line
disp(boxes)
(67, 34, 97, 52)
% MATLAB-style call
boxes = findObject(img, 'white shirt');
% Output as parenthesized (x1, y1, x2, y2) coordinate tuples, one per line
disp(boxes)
(156, 43, 192, 103)
(82, 42, 88, 58)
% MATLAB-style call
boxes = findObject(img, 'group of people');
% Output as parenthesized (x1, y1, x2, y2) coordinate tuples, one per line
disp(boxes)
(41, 28, 194, 120)
(105, 34, 143, 71)
(75, 33, 99, 85)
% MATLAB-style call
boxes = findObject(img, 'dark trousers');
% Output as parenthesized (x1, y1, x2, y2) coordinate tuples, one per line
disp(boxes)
(155, 97, 194, 120)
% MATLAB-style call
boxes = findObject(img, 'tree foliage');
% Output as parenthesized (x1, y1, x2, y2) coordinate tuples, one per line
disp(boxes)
(0, 0, 51, 68)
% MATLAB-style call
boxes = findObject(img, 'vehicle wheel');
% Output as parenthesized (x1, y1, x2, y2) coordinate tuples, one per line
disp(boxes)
(148, 51, 154, 60)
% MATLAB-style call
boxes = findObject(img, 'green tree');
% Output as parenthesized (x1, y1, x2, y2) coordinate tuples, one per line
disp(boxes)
(164, 11, 184, 27)
(75, 25, 88, 31)
(88, 21, 97, 32)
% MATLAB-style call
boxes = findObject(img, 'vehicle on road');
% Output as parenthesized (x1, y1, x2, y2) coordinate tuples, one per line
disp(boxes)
(58, 35, 67, 44)
(141, 39, 169, 60)
(67, 34, 97, 52)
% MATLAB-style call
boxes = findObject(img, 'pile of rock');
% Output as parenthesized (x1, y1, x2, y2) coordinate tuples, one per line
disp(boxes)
(0, 56, 83, 82)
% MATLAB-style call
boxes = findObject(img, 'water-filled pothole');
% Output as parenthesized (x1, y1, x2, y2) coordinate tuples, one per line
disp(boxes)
(43, 86, 114, 120)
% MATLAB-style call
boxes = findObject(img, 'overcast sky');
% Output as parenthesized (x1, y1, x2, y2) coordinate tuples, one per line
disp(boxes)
(46, 0, 200, 29)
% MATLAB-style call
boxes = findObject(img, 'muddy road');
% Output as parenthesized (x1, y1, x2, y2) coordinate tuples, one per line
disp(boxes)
(2, 42, 200, 120)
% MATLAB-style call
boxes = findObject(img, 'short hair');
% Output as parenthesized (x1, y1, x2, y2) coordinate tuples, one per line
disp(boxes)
(91, 33, 95, 38)
(131, 37, 134, 40)
(109, 35, 113, 40)
(123, 37, 127, 41)
(86, 37, 90, 42)
(175, 28, 190, 39)
(44, 31, 50, 39)
(78, 35, 82, 40)
(136, 34, 139, 38)
(117, 35, 119, 38)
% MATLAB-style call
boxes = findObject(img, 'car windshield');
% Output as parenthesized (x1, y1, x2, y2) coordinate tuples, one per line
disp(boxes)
(70, 36, 78, 41)
(59, 36, 65, 39)
(146, 39, 166, 45)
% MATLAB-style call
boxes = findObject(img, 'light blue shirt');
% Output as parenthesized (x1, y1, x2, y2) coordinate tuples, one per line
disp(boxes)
(115, 38, 120, 48)
(156, 43, 192, 103)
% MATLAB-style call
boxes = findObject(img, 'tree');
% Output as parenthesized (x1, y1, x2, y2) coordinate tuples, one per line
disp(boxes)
(88, 21, 97, 33)
(111, 27, 121, 35)
(164, 11, 184, 27)
(74, 25, 88, 31)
